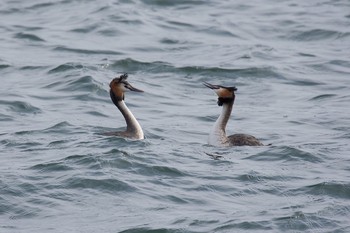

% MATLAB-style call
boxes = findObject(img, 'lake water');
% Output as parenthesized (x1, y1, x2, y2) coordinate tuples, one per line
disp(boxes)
(1, 0, 350, 232)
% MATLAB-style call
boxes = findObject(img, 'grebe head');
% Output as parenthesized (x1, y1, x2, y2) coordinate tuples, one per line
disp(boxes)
(203, 82, 237, 106)
(110, 73, 143, 103)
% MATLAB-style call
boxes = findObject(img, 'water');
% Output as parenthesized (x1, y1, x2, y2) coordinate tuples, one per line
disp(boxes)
(1, 0, 350, 232)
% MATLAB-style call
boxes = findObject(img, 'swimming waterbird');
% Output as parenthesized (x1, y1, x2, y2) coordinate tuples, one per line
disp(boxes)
(204, 82, 263, 146)
(106, 73, 144, 139)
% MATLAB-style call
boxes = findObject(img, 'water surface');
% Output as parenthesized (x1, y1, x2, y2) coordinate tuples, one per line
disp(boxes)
(1, 0, 350, 232)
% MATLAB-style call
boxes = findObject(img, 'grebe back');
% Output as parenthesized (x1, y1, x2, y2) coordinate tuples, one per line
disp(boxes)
(106, 73, 144, 139)
(204, 82, 263, 147)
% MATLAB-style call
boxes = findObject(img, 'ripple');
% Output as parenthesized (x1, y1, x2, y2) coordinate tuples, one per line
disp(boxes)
(179, 65, 279, 78)
(0, 113, 13, 122)
(159, 38, 183, 45)
(298, 52, 317, 58)
(0, 183, 41, 219)
(304, 181, 350, 199)
(109, 58, 280, 78)
(48, 63, 84, 74)
(214, 220, 272, 231)
(273, 211, 342, 232)
(309, 94, 337, 101)
(8, 207, 39, 220)
(40, 121, 75, 135)
(286, 78, 324, 86)
(323, 60, 350, 74)
(0, 64, 11, 70)
(11, 121, 74, 136)
(245, 146, 323, 163)
(1, 138, 44, 150)
(54, 46, 123, 55)
(146, 165, 186, 177)
(0, 100, 41, 114)
(108, 58, 172, 72)
(70, 23, 99, 33)
(86, 110, 109, 117)
(61, 154, 106, 170)
(63, 177, 137, 193)
(14, 32, 45, 42)
(141, 0, 206, 7)
(29, 162, 72, 172)
(289, 29, 346, 41)
(25, 2, 56, 10)
(13, 25, 44, 31)
(44, 72, 106, 98)
(236, 170, 300, 184)
(197, 26, 240, 38)
(57, 75, 100, 92)
(20, 65, 48, 70)
(119, 228, 191, 233)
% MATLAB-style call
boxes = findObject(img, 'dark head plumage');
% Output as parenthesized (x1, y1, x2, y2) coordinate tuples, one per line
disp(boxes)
(109, 73, 143, 105)
(203, 81, 237, 106)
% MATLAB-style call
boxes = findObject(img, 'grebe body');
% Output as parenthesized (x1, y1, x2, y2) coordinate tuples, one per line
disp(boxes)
(107, 73, 144, 139)
(204, 82, 263, 147)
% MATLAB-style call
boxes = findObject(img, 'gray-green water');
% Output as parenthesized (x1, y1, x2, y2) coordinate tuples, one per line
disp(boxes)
(1, 0, 350, 232)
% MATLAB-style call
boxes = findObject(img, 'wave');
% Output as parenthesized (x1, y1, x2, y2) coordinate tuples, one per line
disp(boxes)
(245, 146, 323, 163)
(63, 177, 137, 193)
(214, 220, 272, 231)
(48, 62, 85, 74)
(29, 161, 73, 172)
(288, 29, 350, 41)
(118, 227, 195, 233)
(53, 46, 124, 55)
(0, 100, 41, 114)
(45, 63, 107, 99)
(141, 0, 207, 7)
(12, 121, 75, 136)
(303, 181, 350, 199)
(14, 32, 45, 42)
(308, 59, 350, 75)
(0, 64, 11, 70)
(273, 211, 341, 232)
(309, 94, 337, 101)
(108, 58, 280, 78)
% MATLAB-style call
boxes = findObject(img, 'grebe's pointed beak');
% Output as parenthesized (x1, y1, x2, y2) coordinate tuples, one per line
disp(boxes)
(203, 82, 220, 90)
(126, 84, 144, 93)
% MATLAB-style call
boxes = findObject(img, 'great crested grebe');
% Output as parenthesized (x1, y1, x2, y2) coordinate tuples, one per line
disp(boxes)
(204, 82, 263, 147)
(107, 73, 144, 139)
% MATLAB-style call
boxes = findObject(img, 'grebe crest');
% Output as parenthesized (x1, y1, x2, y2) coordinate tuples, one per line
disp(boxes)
(110, 73, 143, 101)
(107, 73, 144, 139)
(204, 81, 263, 147)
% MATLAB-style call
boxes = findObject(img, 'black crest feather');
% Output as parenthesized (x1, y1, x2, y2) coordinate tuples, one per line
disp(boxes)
(118, 73, 128, 82)
(217, 97, 234, 106)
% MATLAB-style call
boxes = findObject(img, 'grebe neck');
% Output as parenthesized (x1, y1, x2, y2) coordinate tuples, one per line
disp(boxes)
(208, 101, 233, 146)
(116, 100, 144, 139)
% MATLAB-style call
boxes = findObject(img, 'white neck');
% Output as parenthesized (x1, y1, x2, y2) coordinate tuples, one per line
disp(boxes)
(208, 102, 233, 146)
(116, 100, 144, 139)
